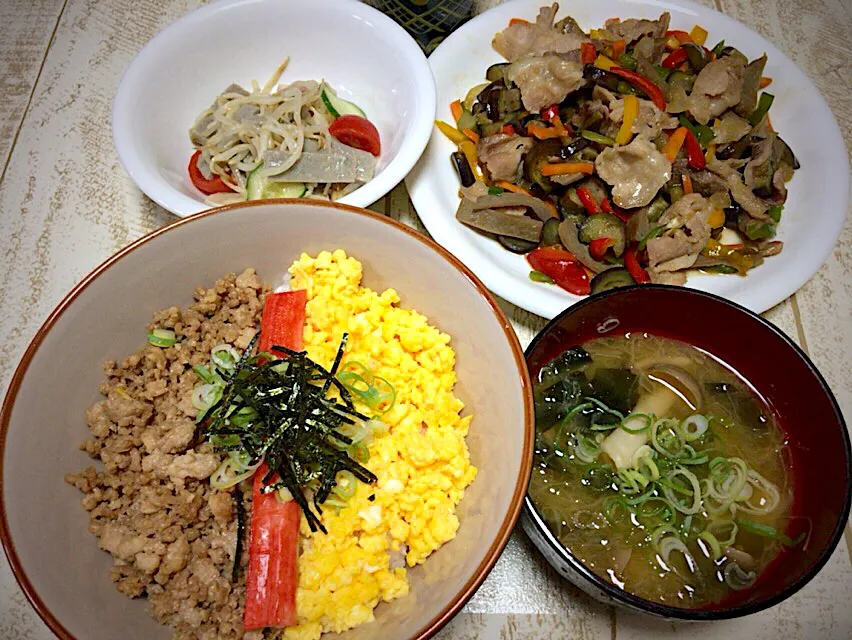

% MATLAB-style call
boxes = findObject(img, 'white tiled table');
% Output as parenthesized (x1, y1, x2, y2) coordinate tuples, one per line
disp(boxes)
(1, 0, 850, 637)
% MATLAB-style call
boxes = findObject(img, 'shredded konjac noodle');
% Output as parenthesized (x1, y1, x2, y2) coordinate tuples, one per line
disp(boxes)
(189, 59, 374, 204)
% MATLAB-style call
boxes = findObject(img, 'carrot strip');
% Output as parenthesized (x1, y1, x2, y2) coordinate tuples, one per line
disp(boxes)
(462, 128, 480, 143)
(682, 174, 693, 194)
(541, 162, 595, 176)
(495, 180, 532, 195)
(494, 181, 558, 217)
(759, 76, 773, 88)
(509, 18, 529, 26)
(527, 123, 564, 140)
(581, 42, 597, 65)
(611, 39, 626, 58)
(450, 99, 462, 123)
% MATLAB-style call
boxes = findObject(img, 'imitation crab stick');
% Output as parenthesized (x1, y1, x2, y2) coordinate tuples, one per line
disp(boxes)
(243, 290, 306, 630)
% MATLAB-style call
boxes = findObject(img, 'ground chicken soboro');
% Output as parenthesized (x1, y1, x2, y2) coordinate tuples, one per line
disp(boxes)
(66, 269, 266, 640)
(67, 252, 477, 640)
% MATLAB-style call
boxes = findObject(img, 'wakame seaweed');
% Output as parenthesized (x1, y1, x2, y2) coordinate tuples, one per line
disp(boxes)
(202, 333, 377, 534)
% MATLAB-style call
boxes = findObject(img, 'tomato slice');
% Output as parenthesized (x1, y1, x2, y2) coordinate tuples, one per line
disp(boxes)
(328, 115, 381, 156)
(527, 247, 591, 295)
(188, 150, 234, 195)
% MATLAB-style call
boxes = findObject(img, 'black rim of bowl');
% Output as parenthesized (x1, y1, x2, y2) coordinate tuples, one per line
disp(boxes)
(522, 284, 852, 620)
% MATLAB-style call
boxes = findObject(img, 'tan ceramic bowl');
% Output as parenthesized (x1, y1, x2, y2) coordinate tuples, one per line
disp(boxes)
(0, 201, 534, 640)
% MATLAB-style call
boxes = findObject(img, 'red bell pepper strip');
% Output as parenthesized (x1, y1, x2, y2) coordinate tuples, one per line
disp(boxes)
(601, 197, 631, 223)
(683, 128, 706, 170)
(541, 104, 560, 121)
(581, 42, 597, 65)
(243, 290, 307, 631)
(527, 247, 591, 295)
(502, 123, 516, 135)
(610, 67, 667, 111)
(624, 246, 651, 284)
(576, 187, 600, 214)
(666, 30, 693, 43)
(589, 238, 615, 261)
(662, 47, 688, 69)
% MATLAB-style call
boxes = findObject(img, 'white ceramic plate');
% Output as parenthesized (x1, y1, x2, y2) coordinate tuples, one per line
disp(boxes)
(406, 0, 849, 318)
(113, 0, 436, 216)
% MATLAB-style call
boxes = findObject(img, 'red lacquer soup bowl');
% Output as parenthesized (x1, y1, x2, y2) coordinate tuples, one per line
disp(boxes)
(521, 285, 851, 620)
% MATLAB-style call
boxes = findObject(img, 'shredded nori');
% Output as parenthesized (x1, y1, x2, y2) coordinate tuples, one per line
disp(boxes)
(203, 334, 377, 535)
(232, 484, 245, 582)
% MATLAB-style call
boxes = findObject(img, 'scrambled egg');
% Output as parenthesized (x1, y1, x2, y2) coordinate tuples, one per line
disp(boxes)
(283, 250, 477, 640)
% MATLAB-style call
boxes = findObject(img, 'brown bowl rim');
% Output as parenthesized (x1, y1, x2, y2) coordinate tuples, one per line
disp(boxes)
(0, 198, 535, 640)
(521, 283, 851, 620)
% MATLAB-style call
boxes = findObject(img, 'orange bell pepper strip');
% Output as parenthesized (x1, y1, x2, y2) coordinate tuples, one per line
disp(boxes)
(682, 174, 693, 194)
(243, 290, 306, 631)
(541, 162, 595, 177)
(581, 42, 597, 65)
(611, 39, 626, 58)
(663, 127, 689, 162)
(509, 17, 529, 26)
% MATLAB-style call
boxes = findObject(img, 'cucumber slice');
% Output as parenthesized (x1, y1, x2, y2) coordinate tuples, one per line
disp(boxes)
(246, 164, 306, 200)
(321, 82, 366, 118)
(264, 182, 307, 198)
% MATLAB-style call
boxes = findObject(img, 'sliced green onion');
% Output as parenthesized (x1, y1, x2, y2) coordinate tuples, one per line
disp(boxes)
(658, 535, 691, 566)
(698, 530, 722, 559)
(661, 468, 702, 514)
(735, 469, 781, 515)
(617, 468, 650, 495)
(651, 525, 680, 547)
(332, 470, 358, 500)
(209, 456, 262, 489)
(574, 433, 601, 463)
(707, 519, 739, 546)
(337, 361, 397, 414)
(651, 418, 685, 458)
(147, 328, 176, 347)
(605, 497, 631, 524)
(679, 414, 709, 441)
(193, 382, 223, 413)
(211, 344, 241, 371)
(194, 363, 220, 384)
(620, 412, 652, 434)
(736, 517, 804, 547)
(349, 440, 370, 464)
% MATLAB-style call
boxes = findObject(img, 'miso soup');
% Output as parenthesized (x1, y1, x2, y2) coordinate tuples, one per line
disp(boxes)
(529, 334, 799, 607)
